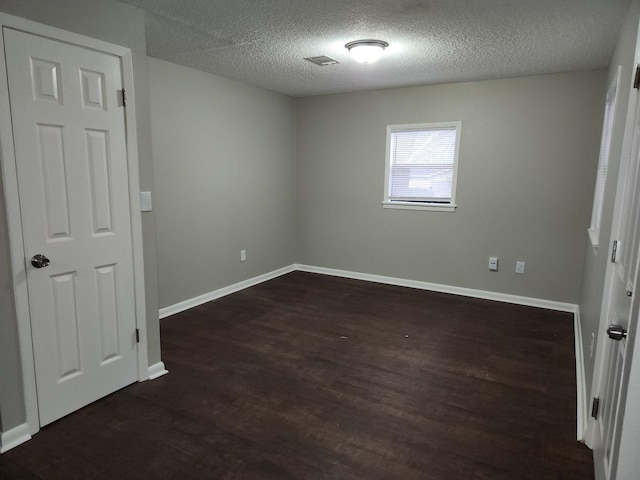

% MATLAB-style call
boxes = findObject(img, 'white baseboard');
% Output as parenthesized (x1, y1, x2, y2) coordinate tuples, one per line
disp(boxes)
(159, 265, 297, 319)
(574, 308, 588, 442)
(160, 262, 578, 316)
(295, 264, 579, 313)
(148, 361, 169, 380)
(0, 423, 31, 453)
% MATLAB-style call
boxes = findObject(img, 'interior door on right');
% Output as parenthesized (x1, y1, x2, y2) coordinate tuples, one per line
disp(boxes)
(592, 74, 640, 480)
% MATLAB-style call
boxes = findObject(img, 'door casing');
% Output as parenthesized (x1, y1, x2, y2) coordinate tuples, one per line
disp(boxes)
(0, 13, 149, 436)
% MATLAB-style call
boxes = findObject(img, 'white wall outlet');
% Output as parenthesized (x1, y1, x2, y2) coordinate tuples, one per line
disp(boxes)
(240, 249, 246, 262)
(489, 257, 498, 271)
(515, 261, 526, 274)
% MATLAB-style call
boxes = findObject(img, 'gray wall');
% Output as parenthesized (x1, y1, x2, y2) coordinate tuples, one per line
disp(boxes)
(0, 0, 159, 431)
(296, 71, 606, 303)
(579, 0, 640, 403)
(148, 58, 297, 308)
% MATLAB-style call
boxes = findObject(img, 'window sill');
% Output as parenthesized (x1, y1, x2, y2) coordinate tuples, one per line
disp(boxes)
(382, 201, 457, 212)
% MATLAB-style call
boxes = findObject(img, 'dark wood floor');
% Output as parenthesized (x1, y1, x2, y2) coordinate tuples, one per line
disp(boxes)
(1, 271, 593, 479)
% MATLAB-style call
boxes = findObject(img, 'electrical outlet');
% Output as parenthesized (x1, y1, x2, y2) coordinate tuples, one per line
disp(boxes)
(240, 249, 246, 262)
(489, 257, 498, 271)
(516, 261, 526, 274)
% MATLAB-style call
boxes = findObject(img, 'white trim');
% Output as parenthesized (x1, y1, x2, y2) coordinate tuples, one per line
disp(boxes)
(574, 307, 588, 442)
(119, 50, 149, 382)
(147, 361, 169, 380)
(0, 13, 148, 435)
(159, 265, 296, 319)
(160, 263, 578, 318)
(382, 201, 457, 212)
(295, 264, 578, 312)
(0, 423, 31, 453)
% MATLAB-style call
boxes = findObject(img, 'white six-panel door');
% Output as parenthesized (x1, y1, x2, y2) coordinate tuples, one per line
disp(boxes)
(591, 65, 640, 479)
(4, 27, 138, 426)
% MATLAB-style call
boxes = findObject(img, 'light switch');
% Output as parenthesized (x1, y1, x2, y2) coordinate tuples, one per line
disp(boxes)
(140, 191, 152, 212)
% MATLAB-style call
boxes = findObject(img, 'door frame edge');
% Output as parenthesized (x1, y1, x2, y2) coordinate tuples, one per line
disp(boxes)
(119, 50, 150, 382)
(0, 12, 149, 437)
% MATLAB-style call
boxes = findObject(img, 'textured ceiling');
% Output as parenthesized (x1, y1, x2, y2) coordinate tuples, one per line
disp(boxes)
(119, 0, 631, 97)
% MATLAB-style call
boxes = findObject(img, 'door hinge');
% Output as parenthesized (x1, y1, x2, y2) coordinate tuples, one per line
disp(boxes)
(119, 88, 127, 107)
(591, 397, 600, 420)
(135, 328, 140, 343)
(611, 240, 619, 263)
(634, 65, 640, 89)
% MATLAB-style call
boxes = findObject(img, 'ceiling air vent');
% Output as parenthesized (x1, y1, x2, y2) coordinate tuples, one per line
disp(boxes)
(304, 55, 339, 66)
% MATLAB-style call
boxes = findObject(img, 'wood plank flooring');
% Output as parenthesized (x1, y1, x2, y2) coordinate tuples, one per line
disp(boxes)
(0, 271, 594, 479)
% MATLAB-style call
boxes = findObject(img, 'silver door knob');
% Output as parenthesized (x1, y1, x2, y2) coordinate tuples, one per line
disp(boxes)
(607, 324, 627, 341)
(31, 254, 50, 268)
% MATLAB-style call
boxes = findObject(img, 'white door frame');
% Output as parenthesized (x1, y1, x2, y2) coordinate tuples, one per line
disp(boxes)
(0, 13, 149, 436)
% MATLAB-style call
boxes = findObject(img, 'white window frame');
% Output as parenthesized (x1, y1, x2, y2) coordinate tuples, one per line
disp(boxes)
(382, 121, 462, 212)
(588, 67, 621, 249)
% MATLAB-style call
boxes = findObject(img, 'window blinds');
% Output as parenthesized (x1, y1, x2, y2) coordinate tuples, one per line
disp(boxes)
(389, 127, 457, 202)
(590, 77, 618, 235)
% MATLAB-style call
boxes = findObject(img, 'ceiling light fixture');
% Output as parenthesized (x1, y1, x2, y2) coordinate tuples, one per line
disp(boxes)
(345, 39, 389, 64)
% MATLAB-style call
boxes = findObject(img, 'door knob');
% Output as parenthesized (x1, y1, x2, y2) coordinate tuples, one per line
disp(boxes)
(31, 254, 50, 268)
(607, 325, 627, 341)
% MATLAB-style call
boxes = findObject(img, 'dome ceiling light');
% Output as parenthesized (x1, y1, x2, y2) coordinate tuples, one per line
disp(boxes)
(345, 39, 389, 64)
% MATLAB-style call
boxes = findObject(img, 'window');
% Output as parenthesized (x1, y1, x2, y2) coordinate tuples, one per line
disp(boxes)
(383, 122, 461, 211)
(589, 68, 620, 248)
